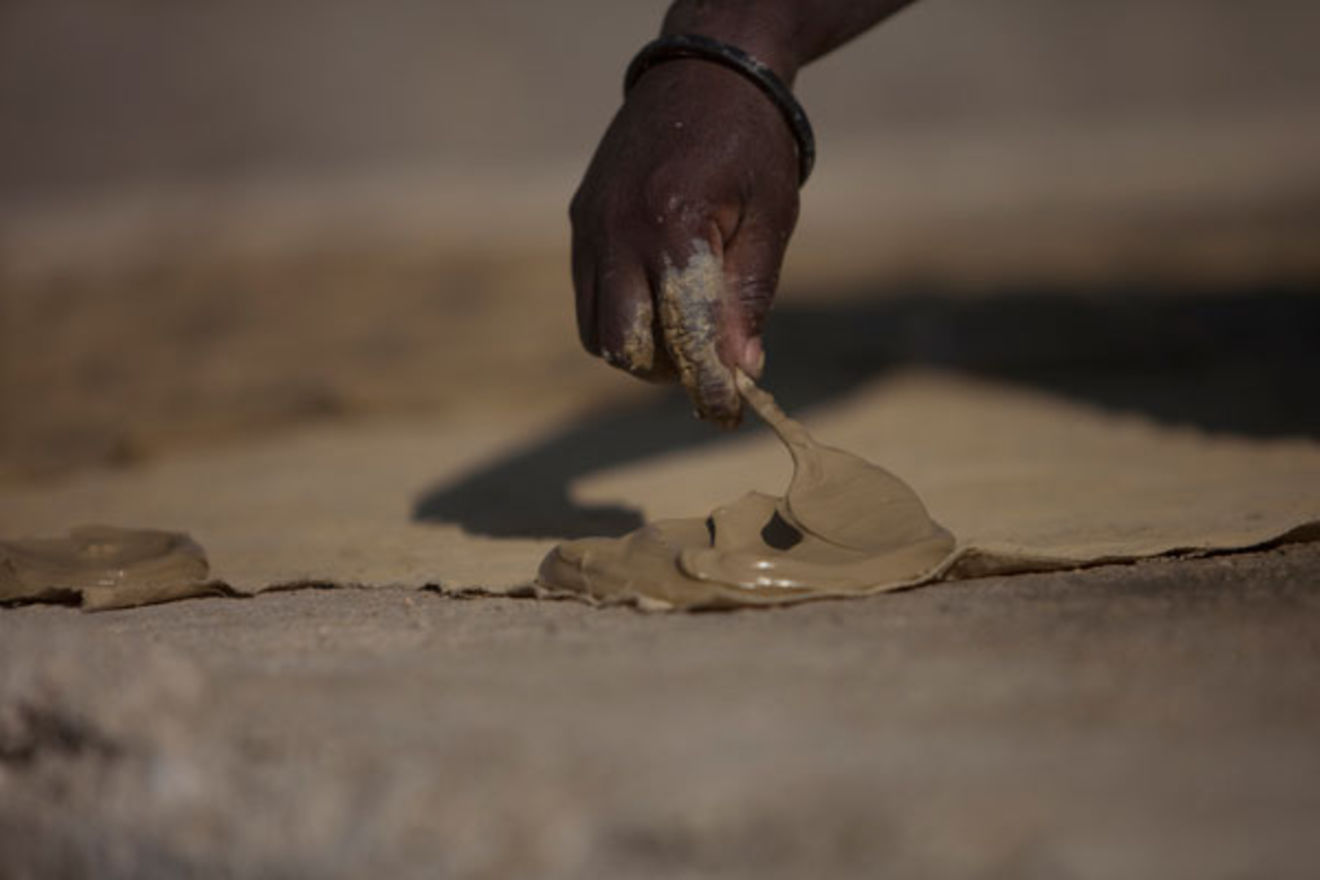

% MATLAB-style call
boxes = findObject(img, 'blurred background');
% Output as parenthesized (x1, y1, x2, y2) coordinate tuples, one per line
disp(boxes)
(3, 0, 1318, 481)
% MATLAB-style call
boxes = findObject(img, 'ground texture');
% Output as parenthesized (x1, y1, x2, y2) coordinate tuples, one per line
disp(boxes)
(2, 1, 1318, 876)
(3, 543, 1319, 878)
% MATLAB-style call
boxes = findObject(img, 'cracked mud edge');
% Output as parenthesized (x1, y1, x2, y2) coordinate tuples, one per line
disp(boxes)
(5, 525, 1315, 613)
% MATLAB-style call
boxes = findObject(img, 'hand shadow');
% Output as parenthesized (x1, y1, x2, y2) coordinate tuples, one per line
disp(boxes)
(413, 283, 1319, 539)
(410, 389, 713, 539)
(409, 346, 885, 538)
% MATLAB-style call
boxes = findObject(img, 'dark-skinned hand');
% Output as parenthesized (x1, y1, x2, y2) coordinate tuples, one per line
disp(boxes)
(570, 59, 799, 427)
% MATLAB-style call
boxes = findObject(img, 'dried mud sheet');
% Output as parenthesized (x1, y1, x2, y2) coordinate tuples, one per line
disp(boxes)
(1, 370, 1316, 610)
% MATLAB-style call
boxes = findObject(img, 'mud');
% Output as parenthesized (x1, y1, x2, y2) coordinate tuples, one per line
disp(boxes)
(658, 241, 742, 427)
(537, 373, 955, 608)
(0, 525, 213, 610)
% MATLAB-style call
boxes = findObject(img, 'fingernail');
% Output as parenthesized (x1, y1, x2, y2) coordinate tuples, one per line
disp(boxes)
(741, 338, 765, 378)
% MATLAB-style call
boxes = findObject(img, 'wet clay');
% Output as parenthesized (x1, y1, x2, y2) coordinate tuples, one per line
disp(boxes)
(537, 374, 956, 609)
(0, 525, 214, 610)
(658, 241, 742, 427)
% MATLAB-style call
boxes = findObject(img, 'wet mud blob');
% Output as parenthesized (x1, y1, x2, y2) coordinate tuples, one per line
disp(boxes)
(0, 525, 213, 610)
(538, 373, 956, 609)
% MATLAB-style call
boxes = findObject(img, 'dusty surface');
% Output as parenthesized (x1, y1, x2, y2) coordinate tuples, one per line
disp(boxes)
(3, 543, 1319, 878)
(2, 0, 1319, 876)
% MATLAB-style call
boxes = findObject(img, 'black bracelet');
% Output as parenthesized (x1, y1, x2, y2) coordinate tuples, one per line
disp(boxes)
(624, 34, 815, 187)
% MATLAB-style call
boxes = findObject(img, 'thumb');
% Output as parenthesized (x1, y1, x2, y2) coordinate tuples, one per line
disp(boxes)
(720, 219, 789, 380)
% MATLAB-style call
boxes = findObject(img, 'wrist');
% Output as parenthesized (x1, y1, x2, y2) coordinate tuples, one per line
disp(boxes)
(623, 34, 816, 185)
(660, 0, 801, 82)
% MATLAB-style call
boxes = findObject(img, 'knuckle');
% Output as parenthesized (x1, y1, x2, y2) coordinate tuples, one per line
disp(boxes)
(640, 168, 709, 231)
(734, 274, 777, 312)
(568, 187, 595, 230)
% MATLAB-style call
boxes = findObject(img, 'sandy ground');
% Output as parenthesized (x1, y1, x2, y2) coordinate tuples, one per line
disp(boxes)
(3, 543, 1319, 878)
(2, 0, 1319, 875)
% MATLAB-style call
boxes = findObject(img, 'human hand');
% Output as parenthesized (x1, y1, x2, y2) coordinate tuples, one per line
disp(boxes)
(570, 59, 800, 427)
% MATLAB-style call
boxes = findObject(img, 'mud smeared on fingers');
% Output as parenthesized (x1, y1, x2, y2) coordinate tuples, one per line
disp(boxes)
(658, 240, 741, 426)
(602, 293, 659, 376)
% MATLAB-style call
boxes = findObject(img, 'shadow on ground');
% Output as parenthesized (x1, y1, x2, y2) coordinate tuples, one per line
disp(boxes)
(414, 284, 1320, 538)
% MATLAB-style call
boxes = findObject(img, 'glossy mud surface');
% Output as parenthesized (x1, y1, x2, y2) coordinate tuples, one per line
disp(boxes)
(538, 376, 955, 608)
(0, 526, 210, 609)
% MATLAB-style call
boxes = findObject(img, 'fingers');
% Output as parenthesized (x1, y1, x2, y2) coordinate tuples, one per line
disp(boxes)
(596, 257, 664, 378)
(580, 248, 677, 381)
(719, 204, 795, 380)
(572, 206, 792, 426)
(571, 224, 599, 355)
(651, 200, 793, 425)
(573, 217, 745, 425)
(568, 55, 801, 427)
(656, 234, 744, 427)
(573, 213, 673, 379)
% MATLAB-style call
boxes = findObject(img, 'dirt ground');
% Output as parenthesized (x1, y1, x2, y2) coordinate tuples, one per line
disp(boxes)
(3, 544, 1319, 878)
(2, 0, 1319, 876)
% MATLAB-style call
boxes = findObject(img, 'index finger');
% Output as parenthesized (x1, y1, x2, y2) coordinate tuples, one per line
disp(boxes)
(657, 237, 742, 427)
